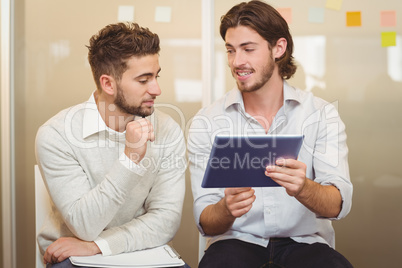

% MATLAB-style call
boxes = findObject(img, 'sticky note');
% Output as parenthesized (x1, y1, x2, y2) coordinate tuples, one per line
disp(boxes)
(174, 79, 202, 102)
(155, 6, 172, 23)
(118, 6, 134, 22)
(346, 11, 362, 27)
(308, 7, 325, 24)
(277, 8, 292, 24)
(381, 10, 397, 27)
(381, 32, 397, 47)
(326, 0, 343, 11)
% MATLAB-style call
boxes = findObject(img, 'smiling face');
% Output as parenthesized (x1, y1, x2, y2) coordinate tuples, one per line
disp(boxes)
(114, 54, 161, 117)
(225, 26, 276, 93)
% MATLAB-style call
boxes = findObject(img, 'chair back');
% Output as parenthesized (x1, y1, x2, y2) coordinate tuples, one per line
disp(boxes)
(199, 233, 207, 263)
(35, 165, 51, 268)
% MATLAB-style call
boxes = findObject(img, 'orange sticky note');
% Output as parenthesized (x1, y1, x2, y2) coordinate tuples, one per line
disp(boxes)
(381, 32, 396, 47)
(381, 10, 397, 27)
(326, 0, 343, 11)
(346, 11, 362, 27)
(277, 7, 292, 24)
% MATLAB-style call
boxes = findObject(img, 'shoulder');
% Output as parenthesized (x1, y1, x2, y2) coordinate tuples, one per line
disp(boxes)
(153, 108, 181, 130)
(36, 102, 87, 146)
(152, 108, 185, 143)
(193, 89, 236, 120)
(288, 85, 334, 112)
(150, 109, 186, 156)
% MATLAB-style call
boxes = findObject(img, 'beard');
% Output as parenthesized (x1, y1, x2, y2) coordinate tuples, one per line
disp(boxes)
(235, 57, 275, 93)
(114, 85, 154, 117)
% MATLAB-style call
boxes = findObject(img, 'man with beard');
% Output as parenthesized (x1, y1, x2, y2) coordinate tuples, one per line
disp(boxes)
(35, 22, 186, 266)
(188, 1, 353, 267)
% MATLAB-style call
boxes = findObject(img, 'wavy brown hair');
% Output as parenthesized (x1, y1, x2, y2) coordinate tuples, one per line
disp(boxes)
(87, 22, 160, 90)
(220, 0, 297, 79)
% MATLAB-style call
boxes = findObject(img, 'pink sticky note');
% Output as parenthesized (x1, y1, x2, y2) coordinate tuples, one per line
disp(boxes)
(277, 7, 292, 24)
(381, 10, 397, 27)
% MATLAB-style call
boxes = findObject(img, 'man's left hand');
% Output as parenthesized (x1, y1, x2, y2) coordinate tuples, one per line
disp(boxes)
(43, 237, 101, 264)
(265, 158, 307, 197)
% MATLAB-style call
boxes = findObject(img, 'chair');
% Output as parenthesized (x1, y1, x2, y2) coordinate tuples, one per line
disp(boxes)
(198, 233, 207, 263)
(35, 165, 52, 268)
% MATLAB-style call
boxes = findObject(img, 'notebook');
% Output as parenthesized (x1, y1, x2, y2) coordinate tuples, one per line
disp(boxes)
(69, 245, 185, 267)
(201, 135, 304, 188)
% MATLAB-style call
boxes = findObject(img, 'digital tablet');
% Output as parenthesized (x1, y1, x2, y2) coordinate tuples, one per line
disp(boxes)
(201, 135, 304, 188)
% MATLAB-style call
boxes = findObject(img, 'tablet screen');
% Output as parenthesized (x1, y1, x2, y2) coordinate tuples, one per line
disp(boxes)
(201, 135, 304, 188)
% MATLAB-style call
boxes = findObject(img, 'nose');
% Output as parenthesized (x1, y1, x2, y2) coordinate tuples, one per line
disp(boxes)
(148, 80, 161, 97)
(231, 51, 246, 68)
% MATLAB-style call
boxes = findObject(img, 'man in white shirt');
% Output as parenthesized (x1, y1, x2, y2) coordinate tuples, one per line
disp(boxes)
(188, 1, 353, 267)
(35, 22, 186, 266)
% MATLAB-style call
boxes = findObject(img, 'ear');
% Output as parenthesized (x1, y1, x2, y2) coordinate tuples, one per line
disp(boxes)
(99, 74, 116, 96)
(272, 38, 287, 59)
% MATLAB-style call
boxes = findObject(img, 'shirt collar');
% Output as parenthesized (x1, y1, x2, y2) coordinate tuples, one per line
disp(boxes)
(224, 80, 302, 113)
(82, 92, 107, 139)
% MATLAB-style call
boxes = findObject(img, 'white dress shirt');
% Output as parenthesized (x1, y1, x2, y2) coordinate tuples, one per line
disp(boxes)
(188, 81, 352, 249)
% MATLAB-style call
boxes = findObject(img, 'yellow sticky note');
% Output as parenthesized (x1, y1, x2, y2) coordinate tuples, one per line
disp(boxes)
(381, 32, 397, 47)
(277, 7, 292, 24)
(381, 10, 397, 27)
(346, 11, 362, 27)
(326, 0, 343, 11)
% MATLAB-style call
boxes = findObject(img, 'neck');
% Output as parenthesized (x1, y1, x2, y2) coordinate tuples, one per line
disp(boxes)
(95, 91, 134, 132)
(242, 77, 284, 131)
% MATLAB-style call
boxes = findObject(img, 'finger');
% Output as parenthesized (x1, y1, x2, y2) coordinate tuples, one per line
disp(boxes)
(138, 119, 154, 140)
(229, 196, 256, 217)
(225, 187, 252, 196)
(147, 123, 155, 142)
(227, 190, 255, 208)
(149, 130, 155, 142)
(276, 158, 300, 169)
(51, 247, 63, 264)
(44, 244, 58, 264)
(266, 165, 293, 176)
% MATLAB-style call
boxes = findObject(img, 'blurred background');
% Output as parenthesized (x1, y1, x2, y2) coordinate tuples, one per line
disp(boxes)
(1, 0, 401, 267)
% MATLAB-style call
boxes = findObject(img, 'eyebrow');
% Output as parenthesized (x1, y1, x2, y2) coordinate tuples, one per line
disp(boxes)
(225, 41, 258, 48)
(135, 68, 161, 79)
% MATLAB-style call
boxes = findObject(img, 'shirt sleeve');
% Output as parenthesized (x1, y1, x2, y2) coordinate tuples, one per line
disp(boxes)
(311, 102, 353, 220)
(94, 237, 112, 256)
(187, 114, 224, 235)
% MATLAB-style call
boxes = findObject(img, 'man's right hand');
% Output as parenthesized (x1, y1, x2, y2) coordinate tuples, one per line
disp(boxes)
(200, 187, 256, 236)
(124, 118, 155, 164)
(224, 187, 256, 218)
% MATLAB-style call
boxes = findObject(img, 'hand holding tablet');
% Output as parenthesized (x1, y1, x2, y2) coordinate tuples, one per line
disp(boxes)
(201, 135, 304, 188)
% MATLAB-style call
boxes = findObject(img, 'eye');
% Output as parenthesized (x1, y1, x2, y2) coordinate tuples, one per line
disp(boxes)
(139, 79, 148, 84)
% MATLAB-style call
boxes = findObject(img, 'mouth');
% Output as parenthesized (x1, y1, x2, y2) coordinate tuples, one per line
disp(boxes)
(142, 99, 155, 107)
(235, 70, 253, 80)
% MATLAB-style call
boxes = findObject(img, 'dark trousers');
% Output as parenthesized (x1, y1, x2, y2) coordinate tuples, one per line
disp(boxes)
(199, 238, 353, 268)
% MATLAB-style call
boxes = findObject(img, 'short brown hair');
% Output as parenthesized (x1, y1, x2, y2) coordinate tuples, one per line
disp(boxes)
(220, 0, 297, 79)
(87, 22, 160, 90)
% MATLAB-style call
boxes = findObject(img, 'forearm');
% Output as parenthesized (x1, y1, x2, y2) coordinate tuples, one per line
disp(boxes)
(295, 179, 342, 218)
(200, 199, 236, 236)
